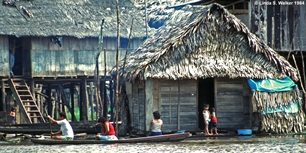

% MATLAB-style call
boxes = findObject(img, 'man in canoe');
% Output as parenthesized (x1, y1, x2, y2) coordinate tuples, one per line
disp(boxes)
(95, 117, 118, 141)
(47, 112, 74, 140)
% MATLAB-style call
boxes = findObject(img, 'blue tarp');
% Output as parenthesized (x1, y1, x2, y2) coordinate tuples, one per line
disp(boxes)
(247, 76, 296, 92)
(262, 102, 299, 114)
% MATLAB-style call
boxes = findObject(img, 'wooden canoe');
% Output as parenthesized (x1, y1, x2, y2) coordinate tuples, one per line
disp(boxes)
(31, 133, 190, 145)
(40, 133, 88, 140)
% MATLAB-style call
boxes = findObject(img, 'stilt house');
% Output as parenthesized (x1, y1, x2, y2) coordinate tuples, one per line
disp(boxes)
(0, 0, 152, 124)
(114, 3, 304, 133)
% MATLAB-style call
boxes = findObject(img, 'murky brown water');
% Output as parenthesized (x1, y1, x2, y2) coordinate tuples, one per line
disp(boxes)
(1, 135, 306, 153)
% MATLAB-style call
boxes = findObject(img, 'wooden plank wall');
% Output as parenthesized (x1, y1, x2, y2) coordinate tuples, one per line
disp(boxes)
(250, 0, 306, 51)
(130, 82, 146, 130)
(159, 79, 197, 131)
(215, 78, 251, 130)
(0, 36, 10, 77)
(30, 37, 143, 77)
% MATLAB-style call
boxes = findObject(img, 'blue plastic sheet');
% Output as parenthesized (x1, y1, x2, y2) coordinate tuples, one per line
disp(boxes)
(262, 102, 299, 114)
(247, 76, 296, 92)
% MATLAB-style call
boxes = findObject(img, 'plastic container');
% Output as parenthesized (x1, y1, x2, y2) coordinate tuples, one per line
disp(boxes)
(237, 129, 252, 135)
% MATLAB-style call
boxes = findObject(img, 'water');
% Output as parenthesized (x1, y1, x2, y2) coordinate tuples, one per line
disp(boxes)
(1, 135, 306, 153)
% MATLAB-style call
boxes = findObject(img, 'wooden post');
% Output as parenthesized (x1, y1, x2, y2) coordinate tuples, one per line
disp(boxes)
(70, 83, 75, 121)
(57, 87, 62, 113)
(90, 82, 94, 120)
(115, 0, 121, 136)
(47, 84, 52, 116)
(109, 80, 114, 121)
(81, 78, 89, 121)
(36, 84, 43, 112)
(101, 80, 107, 118)
(79, 84, 83, 121)
(103, 48, 107, 118)
(1, 79, 5, 112)
(52, 90, 55, 119)
(29, 79, 35, 100)
(96, 19, 105, 119)
(292, 55, 306, 93)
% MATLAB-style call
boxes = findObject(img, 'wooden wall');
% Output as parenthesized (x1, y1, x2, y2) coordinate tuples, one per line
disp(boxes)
(29, 36, 143, 77)
(158, 79, 197, 131)
(215, 78, 251, 130)
(126, 81, 146, 131)
(250, 0, 306, 52)
(0, 35, 10, 77)
(127, 79, 197, 132)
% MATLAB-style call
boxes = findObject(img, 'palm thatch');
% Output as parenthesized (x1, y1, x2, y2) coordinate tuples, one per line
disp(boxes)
(114, 3, 298, 82)
(0, 0, 154, 38)
(252, 87, 304, 134)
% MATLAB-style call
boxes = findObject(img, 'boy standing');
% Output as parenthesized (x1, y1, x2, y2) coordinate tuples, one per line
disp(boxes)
(202, 104, 211, 135)
(210, 108, 218, 134)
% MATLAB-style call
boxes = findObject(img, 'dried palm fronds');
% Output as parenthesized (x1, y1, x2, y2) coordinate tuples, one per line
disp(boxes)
(112, 3, 298, 83)
(252, 87, 304, 134)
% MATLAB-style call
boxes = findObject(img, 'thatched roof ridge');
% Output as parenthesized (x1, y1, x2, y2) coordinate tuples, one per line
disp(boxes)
(114, 3, 298, 82)
(0, 0, 153, 38)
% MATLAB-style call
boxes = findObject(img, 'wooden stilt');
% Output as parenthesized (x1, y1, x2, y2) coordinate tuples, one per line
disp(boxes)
(1, 79, 5, 112)
(70, 83, 75, 121)
(47, 84, 52, 117)
(78, 83, 85, 121)
(81, 78, 88, 121)
(89, 82, 94, 120)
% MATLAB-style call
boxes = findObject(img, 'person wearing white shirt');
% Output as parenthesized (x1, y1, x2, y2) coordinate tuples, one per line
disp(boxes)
(47, 112, 74, 140)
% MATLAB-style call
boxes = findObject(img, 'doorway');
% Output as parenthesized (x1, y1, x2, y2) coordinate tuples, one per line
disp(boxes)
(9, 36, 23, 76)
(198, 78, 214, 130)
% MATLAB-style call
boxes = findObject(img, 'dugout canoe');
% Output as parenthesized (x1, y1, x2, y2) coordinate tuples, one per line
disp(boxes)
(0, 121, 121, 135)
(30, 133, 190, 145)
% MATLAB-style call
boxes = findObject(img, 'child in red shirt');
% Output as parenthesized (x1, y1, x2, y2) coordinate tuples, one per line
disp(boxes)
(210, 108, 218, 134)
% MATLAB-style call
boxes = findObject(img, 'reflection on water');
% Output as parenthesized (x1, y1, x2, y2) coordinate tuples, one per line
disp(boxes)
(1, 135, 306, 153)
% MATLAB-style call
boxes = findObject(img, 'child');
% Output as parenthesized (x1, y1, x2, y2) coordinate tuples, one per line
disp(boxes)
(202, 104, 211, 135)
(210, 108, 218, 134)
(9, 108, 16, 125)
(148, 111, 163, 136)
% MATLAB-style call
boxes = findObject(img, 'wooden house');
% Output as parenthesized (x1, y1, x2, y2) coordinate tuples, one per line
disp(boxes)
(0, 0, 153, 124)
(249, 0, 306, 94)
(114, 3, 303, 133)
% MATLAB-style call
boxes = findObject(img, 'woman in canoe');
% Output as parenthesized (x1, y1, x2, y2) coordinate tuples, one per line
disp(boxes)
(95, 117, 118, 141)
(148, 111, 163, 136)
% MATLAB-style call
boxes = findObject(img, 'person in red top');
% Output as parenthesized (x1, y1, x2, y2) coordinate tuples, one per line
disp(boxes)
(210, 108, 218, 134)
(95, 117, 118, 140)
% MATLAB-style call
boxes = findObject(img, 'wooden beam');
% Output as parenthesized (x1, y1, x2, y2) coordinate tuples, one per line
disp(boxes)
(228, 9, 248, 14)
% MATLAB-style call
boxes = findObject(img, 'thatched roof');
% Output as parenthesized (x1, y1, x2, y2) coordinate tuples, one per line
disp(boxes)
(0, 0, 153, 38)
(114, 3, 299, 82)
